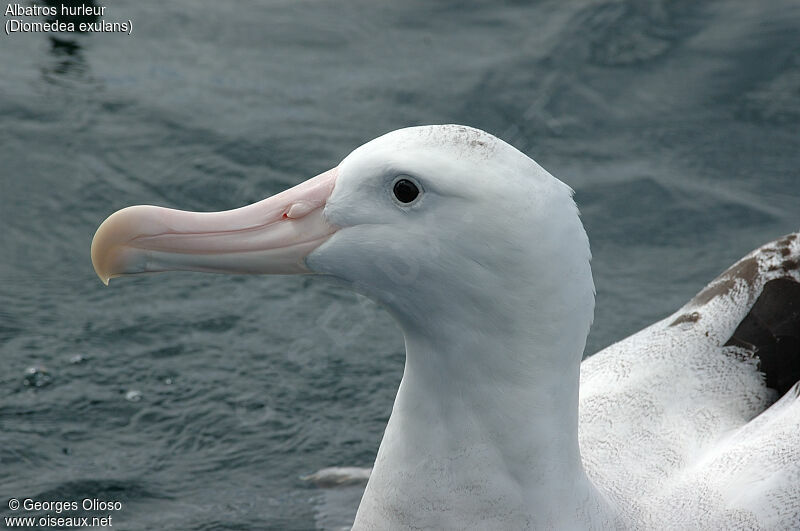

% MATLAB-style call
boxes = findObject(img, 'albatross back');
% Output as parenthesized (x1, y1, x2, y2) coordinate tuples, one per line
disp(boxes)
(579, 233, 800, 528)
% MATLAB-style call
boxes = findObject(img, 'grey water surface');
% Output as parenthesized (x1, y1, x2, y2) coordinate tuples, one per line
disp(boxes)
(1, 1, 799, 529)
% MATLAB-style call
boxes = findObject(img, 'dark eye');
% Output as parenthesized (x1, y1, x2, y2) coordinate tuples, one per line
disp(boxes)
(393, 178, 420, 203)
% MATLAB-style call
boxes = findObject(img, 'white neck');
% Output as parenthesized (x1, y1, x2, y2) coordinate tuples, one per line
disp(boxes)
(334, 170, 616, 528)
(353, 320, 615, 529)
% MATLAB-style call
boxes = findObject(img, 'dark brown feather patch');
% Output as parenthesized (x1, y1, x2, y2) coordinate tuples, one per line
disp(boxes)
(725, 278, 800, 396)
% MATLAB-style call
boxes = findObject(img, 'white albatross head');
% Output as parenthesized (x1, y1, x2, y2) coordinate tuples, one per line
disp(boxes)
(92, 125, 594, 362)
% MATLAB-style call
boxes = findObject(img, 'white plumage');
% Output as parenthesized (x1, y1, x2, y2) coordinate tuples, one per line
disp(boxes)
(92, 125, 800, 529)
(580, 234, 800, 529)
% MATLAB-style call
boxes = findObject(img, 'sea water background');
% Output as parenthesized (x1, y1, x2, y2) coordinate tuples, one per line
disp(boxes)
(1, 1, 799, 529)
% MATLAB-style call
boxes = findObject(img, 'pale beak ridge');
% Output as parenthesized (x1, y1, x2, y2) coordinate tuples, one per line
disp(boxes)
(90, 168, 339, 285)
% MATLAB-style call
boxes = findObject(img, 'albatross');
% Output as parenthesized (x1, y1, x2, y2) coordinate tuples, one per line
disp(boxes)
(91, 125, 800, 529)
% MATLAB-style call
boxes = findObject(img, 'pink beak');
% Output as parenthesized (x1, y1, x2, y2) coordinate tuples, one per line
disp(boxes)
(91, 168, 339, 285)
